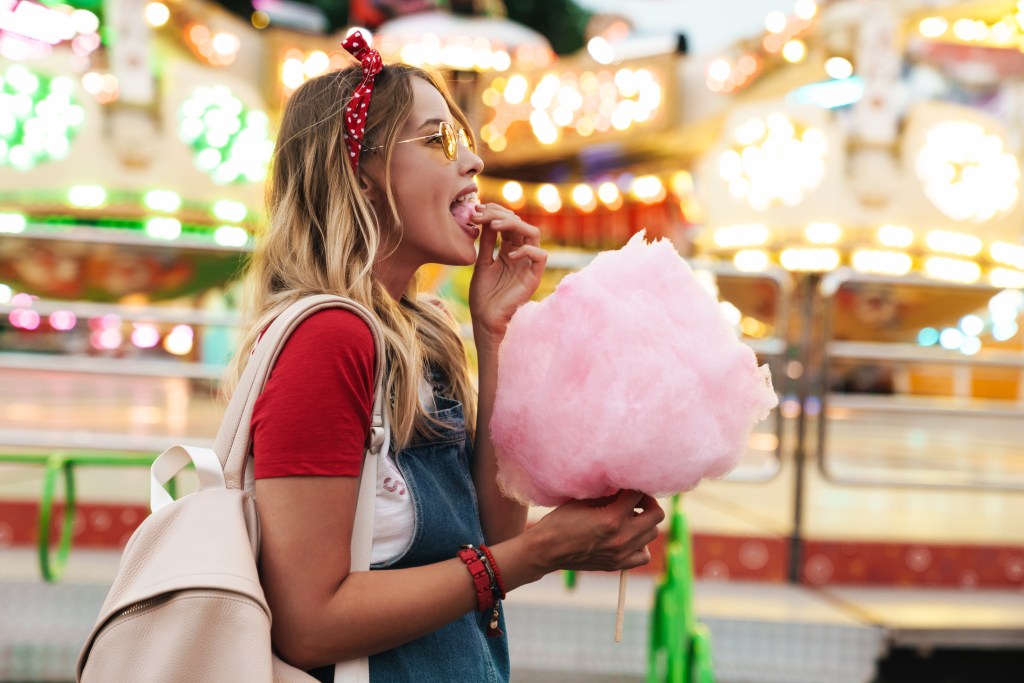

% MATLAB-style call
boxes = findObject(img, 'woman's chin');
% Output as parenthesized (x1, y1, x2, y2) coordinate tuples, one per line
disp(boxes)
(455, 246, 478, 266)
(432, 245, 477, 267)
(449, 217, 480, 265)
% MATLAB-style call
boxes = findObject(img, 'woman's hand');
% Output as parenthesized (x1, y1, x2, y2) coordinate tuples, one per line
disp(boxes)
(468, 203, 547, 344)
(526, 490, 666, 573)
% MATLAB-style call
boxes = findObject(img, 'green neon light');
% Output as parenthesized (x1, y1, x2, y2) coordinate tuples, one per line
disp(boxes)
(0, 65, 84, 170)
(179, 86, 273, 185)
(144, 189, 182, 212)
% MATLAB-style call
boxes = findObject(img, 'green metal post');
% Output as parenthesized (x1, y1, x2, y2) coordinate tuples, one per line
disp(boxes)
(647, 495, 715, 683)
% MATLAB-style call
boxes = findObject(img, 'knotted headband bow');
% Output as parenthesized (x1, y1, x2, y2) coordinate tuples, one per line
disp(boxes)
(340, 31, 383, 171)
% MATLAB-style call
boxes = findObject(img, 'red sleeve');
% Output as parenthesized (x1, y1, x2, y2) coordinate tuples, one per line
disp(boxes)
(251, 309, 375, 479)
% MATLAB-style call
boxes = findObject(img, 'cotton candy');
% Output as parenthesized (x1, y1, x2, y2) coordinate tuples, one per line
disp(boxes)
(491, 232, 778, 507)
(450, 192, 479, 231)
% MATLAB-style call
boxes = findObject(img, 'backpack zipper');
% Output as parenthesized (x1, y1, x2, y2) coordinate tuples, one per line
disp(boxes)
(115, 594, 171, 619)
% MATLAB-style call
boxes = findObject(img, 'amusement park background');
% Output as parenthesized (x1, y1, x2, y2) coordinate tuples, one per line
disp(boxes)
(3, 0, 1024, 680)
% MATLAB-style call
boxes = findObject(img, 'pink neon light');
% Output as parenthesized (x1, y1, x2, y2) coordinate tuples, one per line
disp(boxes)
(49, 310, 76, 331)
(10, 292, 33, 307)
(9, 308, 40, 330)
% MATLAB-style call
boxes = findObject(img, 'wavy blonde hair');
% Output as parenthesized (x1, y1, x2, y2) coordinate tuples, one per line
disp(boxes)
(223, 63, 477, 449)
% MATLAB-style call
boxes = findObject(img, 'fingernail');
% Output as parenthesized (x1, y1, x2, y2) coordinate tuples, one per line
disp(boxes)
(491, 219, 502, 227)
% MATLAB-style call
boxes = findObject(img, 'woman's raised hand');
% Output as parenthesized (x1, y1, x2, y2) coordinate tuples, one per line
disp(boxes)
(527, 490, 666, 573)
(468, 203, 547, 343)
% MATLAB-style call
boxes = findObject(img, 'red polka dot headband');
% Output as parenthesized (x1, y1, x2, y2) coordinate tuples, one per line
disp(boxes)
(340, 31, 383, 171)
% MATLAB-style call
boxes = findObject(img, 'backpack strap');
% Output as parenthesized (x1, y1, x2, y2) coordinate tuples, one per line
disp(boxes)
(150, 445, 227, 513)
(215, 294, 389, 576)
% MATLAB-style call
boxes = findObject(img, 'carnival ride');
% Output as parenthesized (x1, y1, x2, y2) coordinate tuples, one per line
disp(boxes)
(3, 0, 1024, 681)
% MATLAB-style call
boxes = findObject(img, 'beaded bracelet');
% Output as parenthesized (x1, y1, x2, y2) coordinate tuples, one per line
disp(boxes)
(458, 544, 503, 637)
(479, 544, 506, 599)
(457, 545, 495, 611)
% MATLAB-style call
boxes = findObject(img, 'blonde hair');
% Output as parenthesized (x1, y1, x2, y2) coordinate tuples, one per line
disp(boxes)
(224, 63, 477, 449)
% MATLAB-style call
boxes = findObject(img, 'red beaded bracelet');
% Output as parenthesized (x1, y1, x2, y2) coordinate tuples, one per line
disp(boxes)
(479, 545, 506, 599)
(457, 546, 496, 612)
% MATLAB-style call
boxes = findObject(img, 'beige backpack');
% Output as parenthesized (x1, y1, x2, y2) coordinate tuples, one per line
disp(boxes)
(77, 295, 388, 683)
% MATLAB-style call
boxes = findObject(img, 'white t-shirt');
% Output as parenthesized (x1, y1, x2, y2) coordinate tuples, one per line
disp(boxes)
(368, 377, 436, 565)
(370, 449, 415, 565)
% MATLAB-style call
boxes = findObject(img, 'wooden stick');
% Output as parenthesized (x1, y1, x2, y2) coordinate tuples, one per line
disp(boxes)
(614, 568, 628, 642)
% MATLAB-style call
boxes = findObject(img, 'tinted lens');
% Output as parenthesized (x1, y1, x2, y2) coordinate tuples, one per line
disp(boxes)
(440, 122, 458, 161)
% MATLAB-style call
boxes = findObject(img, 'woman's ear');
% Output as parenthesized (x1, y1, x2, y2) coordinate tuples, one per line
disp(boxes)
(357, 177, 380, 211)
(357, 162, 384, 203)
(358, 172, 375, 195)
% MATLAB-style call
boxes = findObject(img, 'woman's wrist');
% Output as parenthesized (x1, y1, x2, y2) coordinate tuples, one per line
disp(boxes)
(472, 320, 505, 350)
(522, 521, 565, 577)
(489, 527, 552, 590)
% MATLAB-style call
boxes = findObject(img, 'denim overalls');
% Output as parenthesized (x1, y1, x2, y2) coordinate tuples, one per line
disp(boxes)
(310, 395, 510, 682)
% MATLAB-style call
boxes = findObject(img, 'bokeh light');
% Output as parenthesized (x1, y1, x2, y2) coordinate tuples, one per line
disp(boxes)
(719, 113, 827, 210)
(0, 65, 84, 170)
(916, 121, 1020, 223)
(178, 86, 274, 184)
(163, 325, 194, 356)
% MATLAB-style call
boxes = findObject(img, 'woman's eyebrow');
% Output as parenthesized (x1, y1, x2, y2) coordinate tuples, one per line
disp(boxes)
(417, 117, 447, 131)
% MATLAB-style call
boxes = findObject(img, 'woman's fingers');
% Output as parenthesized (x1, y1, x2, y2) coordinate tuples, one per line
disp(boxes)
(623, 547, 652, 570)
(637, 526, 660, 548)
(603, 493, 662, 568)
(608, 489, 646, 515)
(475, 203, 541, 246)
(633, 495, 666, 525)
(539, 491, 668, 572)
(494, 220, 541, 247)
(476, 217, 498, 267)
(472, 203, 507, 228)
(473, 202, 513, 221)
(507, 245, 548, 273)
(615, 495, 663, 557)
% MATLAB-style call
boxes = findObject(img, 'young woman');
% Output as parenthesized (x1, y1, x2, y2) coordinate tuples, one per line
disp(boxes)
(225, 33, 664, 681)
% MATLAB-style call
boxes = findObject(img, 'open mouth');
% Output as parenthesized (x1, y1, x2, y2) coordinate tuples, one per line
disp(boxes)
(449, 191, 479, 232)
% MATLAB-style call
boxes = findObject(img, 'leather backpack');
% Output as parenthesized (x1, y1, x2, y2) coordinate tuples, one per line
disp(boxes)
(77, 295, 388, 683)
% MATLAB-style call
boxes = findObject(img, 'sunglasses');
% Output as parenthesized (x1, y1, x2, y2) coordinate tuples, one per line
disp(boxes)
(365, 121, 473, 161)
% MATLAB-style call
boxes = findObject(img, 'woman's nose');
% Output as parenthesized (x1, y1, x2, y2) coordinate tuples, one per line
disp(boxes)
(461, 143, 484, 176)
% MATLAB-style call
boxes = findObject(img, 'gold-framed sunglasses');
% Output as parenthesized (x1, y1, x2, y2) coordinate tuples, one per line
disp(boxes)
(365, 121, 472, 161)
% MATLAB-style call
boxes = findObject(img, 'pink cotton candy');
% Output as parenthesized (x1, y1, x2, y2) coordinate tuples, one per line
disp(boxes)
(490, 232, 778, 506)
(450, 192, 479, 231)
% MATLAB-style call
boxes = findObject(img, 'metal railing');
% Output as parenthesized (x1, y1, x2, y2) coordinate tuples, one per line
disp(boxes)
(0, 298, 238, 380)
(0, 451, 176, 583)
(1, 298, 242, 326)
(0, 299, 221, 581)
(815, 269, 1024, 491)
